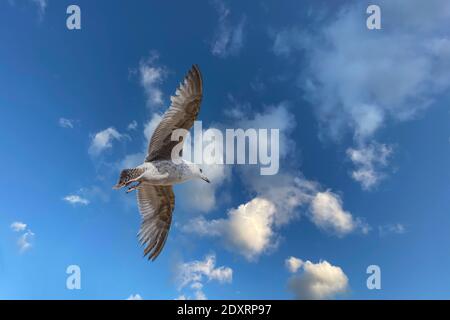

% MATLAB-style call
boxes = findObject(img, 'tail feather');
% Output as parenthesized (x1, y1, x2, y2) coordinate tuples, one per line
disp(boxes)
(113, 168, 143, 189)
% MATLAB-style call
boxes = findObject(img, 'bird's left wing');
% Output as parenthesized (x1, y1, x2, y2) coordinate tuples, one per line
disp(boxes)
(136, 184, 175, 261)
(145, 64, 203, 162)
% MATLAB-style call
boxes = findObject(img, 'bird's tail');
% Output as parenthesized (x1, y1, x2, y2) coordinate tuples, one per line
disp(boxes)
(113, 168, 143, 189)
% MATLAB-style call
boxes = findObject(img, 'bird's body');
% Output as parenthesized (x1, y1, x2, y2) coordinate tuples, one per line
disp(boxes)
(121, 160, 204, 186)
(113, 64, 208, 261)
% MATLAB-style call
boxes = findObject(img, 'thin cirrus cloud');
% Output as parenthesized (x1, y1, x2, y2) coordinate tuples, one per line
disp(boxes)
(58, 117, 76, 129)
(210, 0, 245, 58)
(272, 0, 450, 190)
(286, 257, 349, 300)
(175, 254, 232, 300)
(127, 120, 138, 131)
(126, 294, 143, 300)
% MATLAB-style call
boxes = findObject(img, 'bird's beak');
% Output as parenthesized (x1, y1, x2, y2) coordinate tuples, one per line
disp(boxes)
(201, 175, 210, 183)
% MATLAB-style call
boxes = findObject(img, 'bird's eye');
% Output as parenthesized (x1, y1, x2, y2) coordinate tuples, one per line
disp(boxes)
(200, 169, 203, 173)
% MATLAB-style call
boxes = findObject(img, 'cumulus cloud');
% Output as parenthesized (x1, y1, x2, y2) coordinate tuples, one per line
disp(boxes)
(11, 222, 34, 253)
(59, 117, 75, 129)
(210, 0, 245, 58)
(285, 256, 304, 273)
(88, 127, 125, 156)
(310, 191, 368, 236)
(184, 198, 277, 261)
(346, 143, 393, 190)
(183, 102, 367, 259)
(126, 294, 143, 300)
(175, 254, 232, 300)
(10, 221, 27, 232)
(287, 258, 349, 300)
(138, 52, 167, 109)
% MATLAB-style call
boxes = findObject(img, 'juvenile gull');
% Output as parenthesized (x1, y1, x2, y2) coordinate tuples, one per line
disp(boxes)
(113, 65, 209, 261)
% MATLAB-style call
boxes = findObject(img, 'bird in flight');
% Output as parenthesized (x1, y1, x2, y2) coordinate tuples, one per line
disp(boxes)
(113, 65, 209, 261)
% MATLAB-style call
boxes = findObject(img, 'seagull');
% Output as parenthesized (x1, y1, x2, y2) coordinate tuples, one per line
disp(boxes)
(113, 65, 209, 261)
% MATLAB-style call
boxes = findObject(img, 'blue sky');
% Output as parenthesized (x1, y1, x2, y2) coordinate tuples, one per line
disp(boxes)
(1, 0, 450, 300)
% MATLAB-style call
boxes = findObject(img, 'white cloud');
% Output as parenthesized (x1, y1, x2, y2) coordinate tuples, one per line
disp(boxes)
(346, 143, 393, 190)
(10, 221, 27, 232)
(63, 195, 90, 206)
(18, 230, 34, 253)
(378, 223, 406, 237)
(138, 52, 167, 109)
(126, 294, 143, 300)
(287, 258, 349, 300)
(210, 0, 245, 58)
(127, 120, 138, 131)
(285, 256, 304, 273)
(310, 191, 368, 236)
(183, 198, 277, 261)
(10, 221, 34, 252)
(59, 117, 75, 129)
(273, 0, 450, 189)
(88, 127, 125, 156)
(175, 254, 232, 300)
(280, 1, 450, 142)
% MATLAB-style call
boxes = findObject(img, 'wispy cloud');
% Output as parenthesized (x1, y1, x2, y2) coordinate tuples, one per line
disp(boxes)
(137, 52, 167, 109)
(272, 0, 450, 189)
(175, 254, 232, 300)
(58, 117, 76, 129)
(378, 223, 406, 237)
(347, 143, 393, 190)
(127, 120, 138, 131)
(210, 0, 245, 58)
(88, 127, 125, 156)
(63, 195, 90, 206)
(10, 221, 27, 232)
(126, 294, 143, 300)
(11, 221, 34, 253)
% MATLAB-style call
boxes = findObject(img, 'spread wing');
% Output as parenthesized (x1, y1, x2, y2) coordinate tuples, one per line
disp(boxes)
(136, 184, 175, 261)
(145, 64, 203, 162)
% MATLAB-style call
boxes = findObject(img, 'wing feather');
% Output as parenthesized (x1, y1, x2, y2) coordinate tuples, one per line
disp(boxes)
(136, 184, 175, 261)
(145, 64, 203, 162)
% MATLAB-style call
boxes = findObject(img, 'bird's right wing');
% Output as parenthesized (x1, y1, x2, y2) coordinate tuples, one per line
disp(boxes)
(136, 184, 175, 261)
(145, 64, 203, 162)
